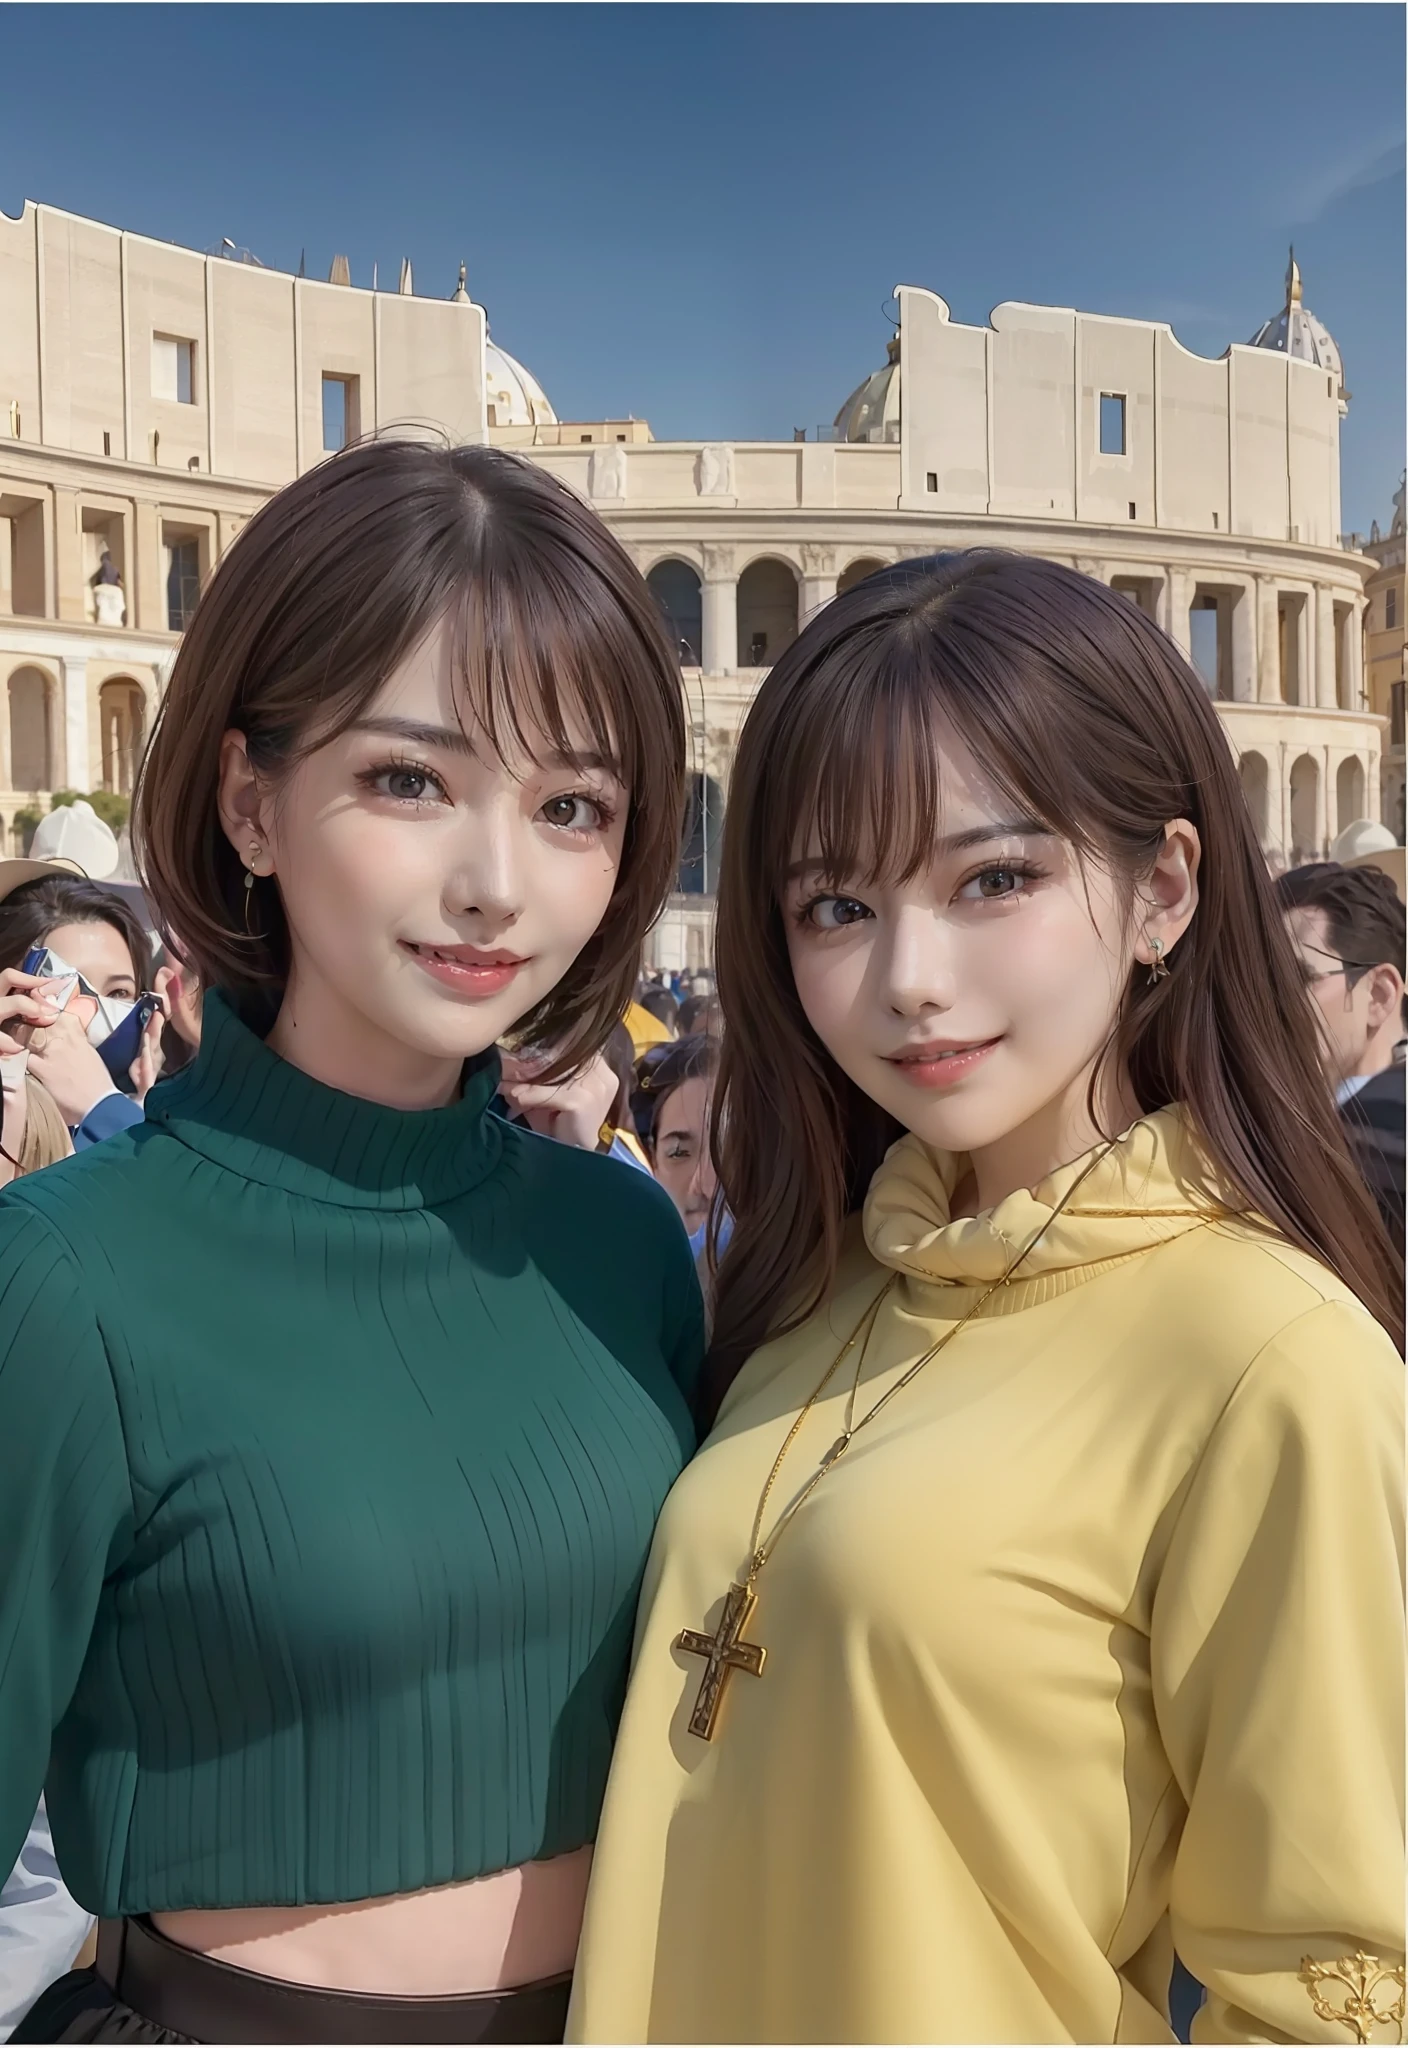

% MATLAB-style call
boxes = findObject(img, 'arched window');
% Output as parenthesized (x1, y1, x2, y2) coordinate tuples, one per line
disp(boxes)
(678, 773, 724, 896)
(1237, 751, 1269, 845)
(1289, 753, 1319, 864)
(100, 678, 147, 796)
(1335, 755, 1366, 836)
(837, 557, 886, 597)
(646, 560, 703, 668)
(737, 559, 799, 669)
(7, 667, 53, 793)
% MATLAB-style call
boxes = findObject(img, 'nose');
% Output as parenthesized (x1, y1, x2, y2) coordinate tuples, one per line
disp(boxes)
(884, 904, 956, 1019)
(444, 806, 525, 931)
(687, 1145, 718, 1213)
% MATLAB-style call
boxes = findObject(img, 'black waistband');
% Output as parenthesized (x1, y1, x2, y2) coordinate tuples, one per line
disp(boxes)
(96, 1917, 571, 2044)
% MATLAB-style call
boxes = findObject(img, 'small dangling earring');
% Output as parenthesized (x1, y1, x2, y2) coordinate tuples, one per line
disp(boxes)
(243, 844, 261, 936)
(1147, 935, 1169, 983)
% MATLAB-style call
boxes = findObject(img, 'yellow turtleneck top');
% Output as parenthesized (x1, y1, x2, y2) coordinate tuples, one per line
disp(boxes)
(569, 1109, 1404, 2045)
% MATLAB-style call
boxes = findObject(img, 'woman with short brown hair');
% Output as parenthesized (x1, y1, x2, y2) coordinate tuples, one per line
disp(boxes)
(1, 437, 702, 2043)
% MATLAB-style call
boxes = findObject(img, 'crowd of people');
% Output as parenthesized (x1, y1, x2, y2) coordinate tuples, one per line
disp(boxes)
(0, 437, 1400, 2047)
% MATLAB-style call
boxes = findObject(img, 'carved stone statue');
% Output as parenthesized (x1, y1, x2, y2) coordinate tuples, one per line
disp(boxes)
(698, 445, 735, 498)
(91, 550, 126, 627)
(589, 444, 626, 501)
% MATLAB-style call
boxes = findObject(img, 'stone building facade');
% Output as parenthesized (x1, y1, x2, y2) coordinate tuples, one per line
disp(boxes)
(0, 201, 1389, 969)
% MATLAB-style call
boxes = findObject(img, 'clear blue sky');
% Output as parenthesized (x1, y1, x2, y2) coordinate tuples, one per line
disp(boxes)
(2, 3, 1401, 531)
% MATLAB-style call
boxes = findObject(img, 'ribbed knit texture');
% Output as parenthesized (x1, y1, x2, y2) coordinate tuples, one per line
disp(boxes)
(0, 993, 702, 1916)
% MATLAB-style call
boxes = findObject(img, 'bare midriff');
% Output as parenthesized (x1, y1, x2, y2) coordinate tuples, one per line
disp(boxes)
(152, 1846, 592, 1996)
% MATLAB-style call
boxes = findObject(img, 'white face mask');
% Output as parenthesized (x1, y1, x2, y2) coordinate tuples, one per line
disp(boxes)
(27, 949, 138, 1049)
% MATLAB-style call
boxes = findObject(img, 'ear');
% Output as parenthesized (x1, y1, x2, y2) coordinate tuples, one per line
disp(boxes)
(217, 732, 276, 877)
(1363, 962, 1405, 1035)
(1134, 818, 1201, 970)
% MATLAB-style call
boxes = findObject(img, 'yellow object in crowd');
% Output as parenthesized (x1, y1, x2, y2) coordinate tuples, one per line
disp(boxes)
(624, 999, 674, 1058)
(569, 1107, 1404, 2044)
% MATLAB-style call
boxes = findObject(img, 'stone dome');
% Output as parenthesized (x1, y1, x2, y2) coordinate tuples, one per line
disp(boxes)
(1248, 251, 1346, 410)
(834, 334, 901, 443)
(484, 338, 557, 430)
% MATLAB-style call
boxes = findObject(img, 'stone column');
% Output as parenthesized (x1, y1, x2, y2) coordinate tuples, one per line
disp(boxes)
(1276, 741, 1290, 863)
(53, 487, 83, 624)
(799, 544, 838, 627)
(62, 656, 90, 793)
(1313, 584, 1337, 709)
(1162, 566, 1192, 657)
(134, 501, 164, 634)
(1230, 582, 1256, 702)
(700, 546, 737, 676)
(1256, 576, 1280, 702)
(1349, 597, 1367, 710)
(1315, 745, 1330, 856)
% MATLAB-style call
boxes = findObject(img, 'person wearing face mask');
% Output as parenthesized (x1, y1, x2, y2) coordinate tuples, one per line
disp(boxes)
(0, 869, 164, 1147)
(0, 438, 702, 2044)
(569, 554, 1403, 2045)
(1275, 861, 1405, 1250)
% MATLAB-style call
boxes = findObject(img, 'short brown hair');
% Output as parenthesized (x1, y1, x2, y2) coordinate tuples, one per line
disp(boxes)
(135, 437, 687, 1076)
(1275, 862, 1407, 1026)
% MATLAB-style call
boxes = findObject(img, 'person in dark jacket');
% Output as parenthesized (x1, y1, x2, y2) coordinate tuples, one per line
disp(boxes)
(1277, 861, 1406, 1250)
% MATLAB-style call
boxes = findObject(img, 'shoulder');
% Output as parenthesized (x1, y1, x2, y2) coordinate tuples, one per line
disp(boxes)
(0, 1116, 169, 1240)
(494, 1113, 690, 1248)
(1144, 1219, 1401, 1427)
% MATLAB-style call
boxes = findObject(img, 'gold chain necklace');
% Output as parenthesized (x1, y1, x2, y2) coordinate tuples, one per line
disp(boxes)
(675, 1140, 1117, 1740)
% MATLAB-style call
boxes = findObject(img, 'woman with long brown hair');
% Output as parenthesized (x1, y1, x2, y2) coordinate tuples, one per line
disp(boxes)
(0, 437, 702, 2044)
(570, 552, 1404, 2044)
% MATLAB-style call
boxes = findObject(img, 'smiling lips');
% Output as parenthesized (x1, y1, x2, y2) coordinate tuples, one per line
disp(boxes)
(403, 942, 528, 997)
(884, 1037, 1002, 1088)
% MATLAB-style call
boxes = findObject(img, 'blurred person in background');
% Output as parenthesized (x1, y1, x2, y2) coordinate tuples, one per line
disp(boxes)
(636, 984, 680, 1038)
(1276, 860, 1405, 1248)
(677, 992, 721, 1038)
(0, 868, 164, 1147)
(631, 1033, 727, 1257)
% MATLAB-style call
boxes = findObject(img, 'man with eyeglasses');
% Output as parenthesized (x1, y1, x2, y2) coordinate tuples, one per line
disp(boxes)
(1275, 860, 1406, 1249)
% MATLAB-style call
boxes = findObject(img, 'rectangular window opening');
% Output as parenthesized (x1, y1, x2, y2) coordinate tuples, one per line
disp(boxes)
(321, 375, 359, 454)
(152, 335, 195, 405)
(166, 535, 201, 632)
(1387, 587, 1399, 631)
(1128, 501, 1136, 520)
(102, 431, 111, 457)
(1098, 393, 1126, 456)
(925, 471, 938, 492)
(580, 434, 593, 443)
(1212, 511, 1219, 530)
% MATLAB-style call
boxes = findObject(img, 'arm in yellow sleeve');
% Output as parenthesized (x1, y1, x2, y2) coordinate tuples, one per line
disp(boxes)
(1151, 1299, 1405, 2045)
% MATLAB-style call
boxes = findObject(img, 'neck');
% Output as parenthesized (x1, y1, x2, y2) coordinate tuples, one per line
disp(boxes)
(961, 1056, 1139, 1214)
(1351, 1025, 1402, 1083)
(267, 969, 465, 1112)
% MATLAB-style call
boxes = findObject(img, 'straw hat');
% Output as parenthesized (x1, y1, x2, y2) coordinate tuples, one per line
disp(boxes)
(0, 854, 88, 906)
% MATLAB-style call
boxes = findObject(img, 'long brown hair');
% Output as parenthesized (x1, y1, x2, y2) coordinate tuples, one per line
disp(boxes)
(704, 551, 1402, 1420)
(136, 436, 686, 1079)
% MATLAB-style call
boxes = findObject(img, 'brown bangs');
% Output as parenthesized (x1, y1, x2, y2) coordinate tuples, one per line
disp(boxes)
(136, 436, 686, 1073)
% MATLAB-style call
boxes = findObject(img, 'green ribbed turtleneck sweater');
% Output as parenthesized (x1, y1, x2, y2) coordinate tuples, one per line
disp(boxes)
(0, 993, 702, 1915)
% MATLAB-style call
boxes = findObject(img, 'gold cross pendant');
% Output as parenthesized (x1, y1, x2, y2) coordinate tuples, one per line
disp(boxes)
(675, 1581, 766, 1740)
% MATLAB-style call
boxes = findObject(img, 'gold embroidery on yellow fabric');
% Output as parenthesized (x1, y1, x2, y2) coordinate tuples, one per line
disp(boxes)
(1299, 1953, 1406, 2042)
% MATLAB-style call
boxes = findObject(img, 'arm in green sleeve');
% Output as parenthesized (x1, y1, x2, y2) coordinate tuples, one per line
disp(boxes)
(0, 1205, 135, 1883)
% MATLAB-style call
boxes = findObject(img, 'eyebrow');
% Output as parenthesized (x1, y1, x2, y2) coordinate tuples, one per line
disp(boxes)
(784, 818, 1053, 882)
(349, 717, 621, 778)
